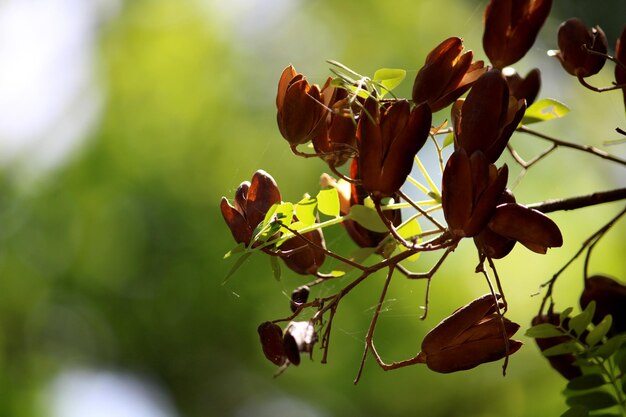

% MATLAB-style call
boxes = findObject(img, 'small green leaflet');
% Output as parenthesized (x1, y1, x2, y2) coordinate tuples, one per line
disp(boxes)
(560, 405, 589, 417)
(270, 256, 281, 281)
(295, 195, 318, 226)
(317, 187, 340, 218)
(525, 323, 564, 338)
(568, 301, 596, 337)
(542, 340, 581, 357)
(373, 68, 406, 98)
(521, 98, 570, 125)
(222, 252, 254, 284)
(566, 391, 617, 411)
(586, 314, 612, 346)
(566, 374, 606, 391)
(442, 132, 455, 148)
(348, 204, 388, 232)
(223, 242, 246, 259)
(396, 218, 422, 262)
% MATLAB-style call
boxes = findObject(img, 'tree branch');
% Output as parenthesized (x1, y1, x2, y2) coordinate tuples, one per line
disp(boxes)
(527, 188, 626, 213)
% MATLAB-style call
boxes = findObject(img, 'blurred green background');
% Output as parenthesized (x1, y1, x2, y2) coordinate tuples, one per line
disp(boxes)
(0, 0, 624, 416)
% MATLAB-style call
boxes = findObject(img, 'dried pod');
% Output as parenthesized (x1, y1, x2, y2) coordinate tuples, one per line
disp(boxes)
(580, 275, 626, 335)
(257, 322, 287, 366)
(279, 228, 326, 275)
(441, 149, 508, 238)
(504, 67, 541, 106)
(555, 19, 608, 78)
(358, 96, 432, 200)
(221, 170, 282, 246)
(474, 189, 517, 258)
(276, 65, 331, 146)
(531, 314, 582, 380)
(483, 0, 552, 68)
(412, 37, 486, 112)
(313, 89, 358, 167)
(290, 285, 310, 313)
(452, 69, 526, 163)
(283, 321, 317, 366)
(418, 294, 522, 373)
(488, 203, 562, 254)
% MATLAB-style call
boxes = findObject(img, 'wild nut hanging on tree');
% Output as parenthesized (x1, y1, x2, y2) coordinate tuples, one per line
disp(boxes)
(220, 170, 282, 247)
(554, 18, 608, 78)
(357, 96, 432, 201)
(416, 294, 522, 373)
(412, 37, 486, 112)
(276, 65, 331, 147)
(441, 149, 508, 238)
(312, 87, 358, 168)
(451, 69, 526, 164)
(483, 0, 552, 69)
(503, 68, 541, 106)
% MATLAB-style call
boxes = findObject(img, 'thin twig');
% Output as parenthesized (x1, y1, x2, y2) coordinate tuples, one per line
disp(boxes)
(354, 265, 395, 384)
(537, 206, 626, 315)
(528, 188, 626, 213)
(397, 190, 445, 231)
(517, 125, 626, 167)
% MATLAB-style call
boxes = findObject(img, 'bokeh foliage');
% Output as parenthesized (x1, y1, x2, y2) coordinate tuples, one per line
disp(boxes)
(0, 1, 624, 416)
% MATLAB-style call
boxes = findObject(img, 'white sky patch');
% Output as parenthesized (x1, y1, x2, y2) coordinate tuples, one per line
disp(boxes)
(0, 0, 119, 175)
(46, 369, 179, 417)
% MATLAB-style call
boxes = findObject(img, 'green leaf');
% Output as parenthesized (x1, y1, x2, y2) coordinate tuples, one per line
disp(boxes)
(396, 218, 422, 262)
(443, 132, 455, 148)
(594, 335, 626, 359)
(264, 202, 294, 229)
(586, 315, 613, 347)
(222, 252, 253, 284)
(317, 188, 340, 218)
(573, 358, 594, 367)
(328, 270, 346, 278)
(521, 98, 570, 125)
(569, 301, 596, 336)
(560, 405, 589, 417)
(270, 256, 281, 281)
(614, 346, 626, 373)
(373, 68, 406, 98)
(566, 391, 617, 410)
(348, 204, 388, 232)
(295, 195, 318, 226)
(224, 242, 246, 259)
(567, 374, 606, 391)
(542, 340, 581, 357)
(560, 307, 574, 325)
(525, 323, 565, 338)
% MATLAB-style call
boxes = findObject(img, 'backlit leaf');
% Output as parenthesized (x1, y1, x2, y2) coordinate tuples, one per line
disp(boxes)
(295, 195, 318, 226)
(317, 188, 340, 218)
(586, 315, 612, 346)
(223, 252, 253, 284)
(560, 307, 574, 325)
(224, 242, 246, 259)
(566, 391, 617, 410)
(560, 405, 589, 417)
(525, 323, 565, 338)
(567, 374, 606, 391)
(569, 301, 596, 336)
(594, 335, 626, 359)
(443, 132, 455, 148)
(270, 256, 281, 281)
(542, 340, 581, 357)
(349, 204, 388, 233)
(373, 68, 406, 98)
(522, 98, 570, 125)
